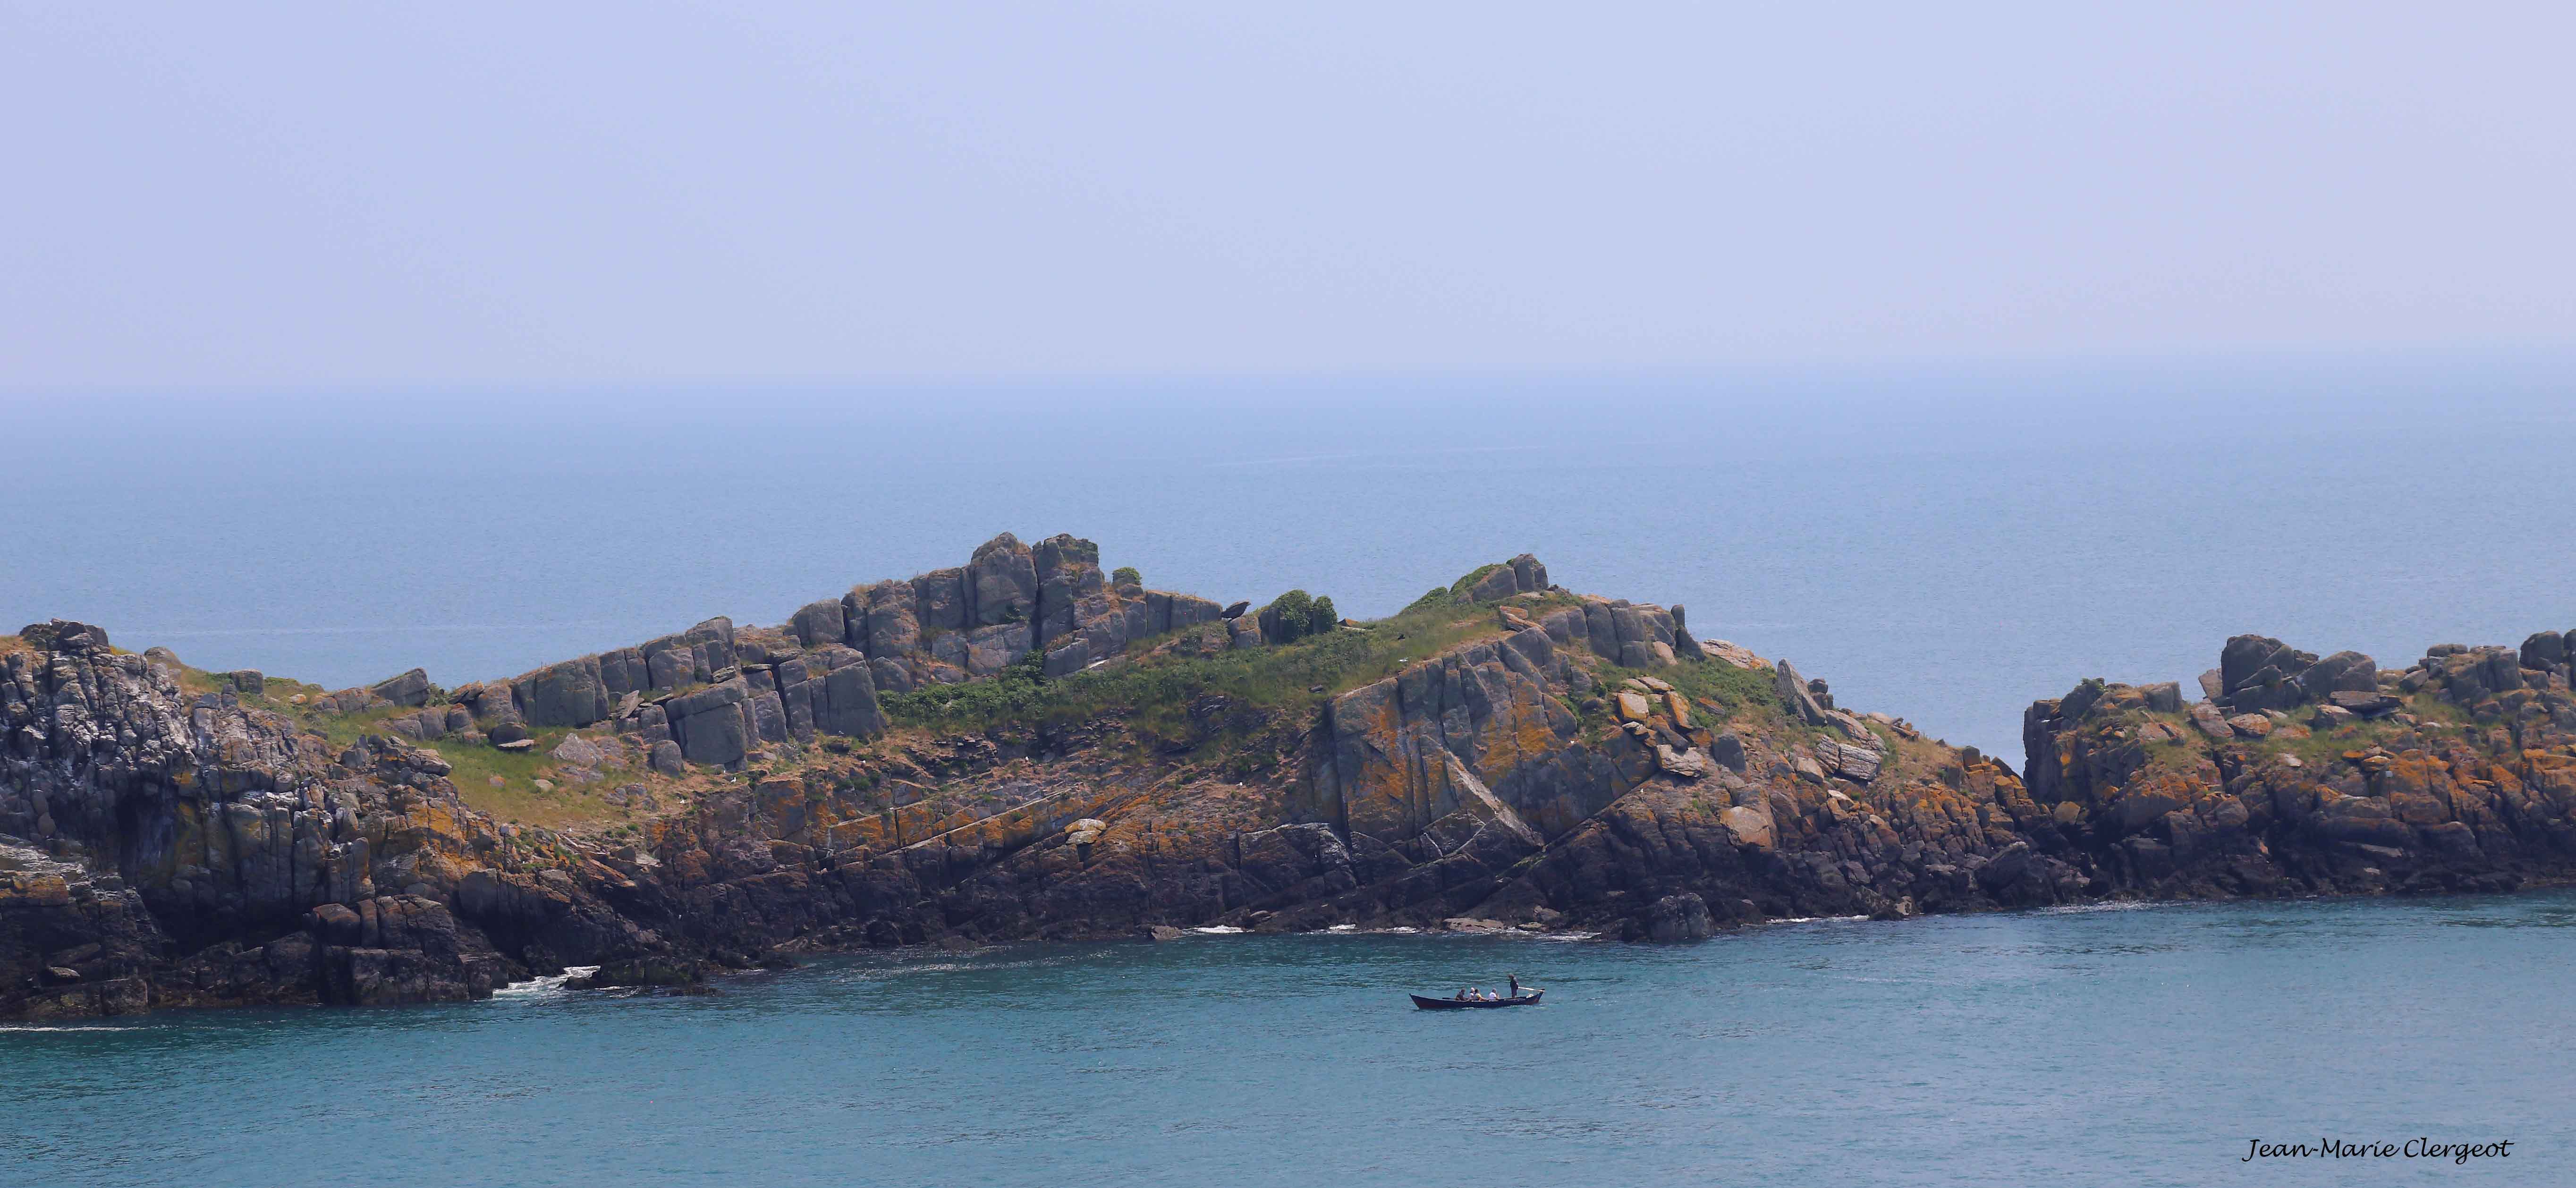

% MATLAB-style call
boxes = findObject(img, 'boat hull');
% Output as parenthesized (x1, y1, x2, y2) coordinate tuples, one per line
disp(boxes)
(1410, 990, 1542, 1010)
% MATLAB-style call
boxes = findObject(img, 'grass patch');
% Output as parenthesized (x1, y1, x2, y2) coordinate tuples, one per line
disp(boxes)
(1554, 650, 1794, 743)
(1398, 559, 1525, 614)
(2235, 692, 2468, 768)
(292, 701, 643, 827)
(879, 598, 1520, 770)
(1656, 655, 1782, 717)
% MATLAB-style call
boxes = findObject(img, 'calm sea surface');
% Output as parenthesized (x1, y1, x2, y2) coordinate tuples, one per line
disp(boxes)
(5, 892, 2571, 1187)
(6, 365, 2574, 1184)
(7, 362, 2576, 757)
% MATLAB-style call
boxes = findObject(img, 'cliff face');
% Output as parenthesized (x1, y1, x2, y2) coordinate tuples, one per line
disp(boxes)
(2013, 632, 2576, 899)
(0, 625, 575, 1018)
(8, 542, 2576, 1020)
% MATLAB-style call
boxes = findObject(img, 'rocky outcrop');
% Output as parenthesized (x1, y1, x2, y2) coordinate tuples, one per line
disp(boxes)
(11, 541, 2576, 1021)
(2022, 634, 2576, 899)
(0, 621, 631, 1018)
(1310, 628, 1609, 842)
(399, 532, 1228, 771)
(0, 838, 161, 1018)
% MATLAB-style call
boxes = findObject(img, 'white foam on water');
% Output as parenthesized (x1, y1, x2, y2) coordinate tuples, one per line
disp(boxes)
(2037, 900, 2162, 915)
(491, 965, 599, 1000)
(1191, 925, 1246, 935)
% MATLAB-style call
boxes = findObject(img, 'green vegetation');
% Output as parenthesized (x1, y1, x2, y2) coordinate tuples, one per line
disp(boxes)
(2253, 691, 2471, 767)
(878, 595, 1513, 772)
(1572, 654, 1788, 739)
(1655, 655, 1783, 716)
(1400, 560, 1516, 614)
(303, 705, 638, 826)
(1401, 586, 1455, 614)
(1111, 566, 1142, 586)
(1448, 563, 1504, 598)
(1258, 590, 1340, 645)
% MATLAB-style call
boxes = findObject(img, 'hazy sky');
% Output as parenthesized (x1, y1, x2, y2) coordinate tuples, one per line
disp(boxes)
(5, 3, 2569, 390)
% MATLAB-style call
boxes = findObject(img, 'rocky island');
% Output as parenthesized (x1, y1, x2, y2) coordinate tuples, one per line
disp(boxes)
(7, 532, 2574, 1019)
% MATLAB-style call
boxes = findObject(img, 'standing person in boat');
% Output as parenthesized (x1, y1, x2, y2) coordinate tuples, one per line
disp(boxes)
(1508, 975, 1520, 1000)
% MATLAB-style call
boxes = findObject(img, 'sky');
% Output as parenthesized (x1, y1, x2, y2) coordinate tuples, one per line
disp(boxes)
(3, 1, 2570, 392)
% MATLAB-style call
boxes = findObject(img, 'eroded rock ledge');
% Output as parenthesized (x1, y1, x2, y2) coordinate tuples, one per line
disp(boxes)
(7, 540, 2574, 1019)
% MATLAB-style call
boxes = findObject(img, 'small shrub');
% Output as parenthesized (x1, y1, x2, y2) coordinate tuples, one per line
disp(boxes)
(1264, 590, 1316, 645)
(1111, 566, 1142, 586)
(1309, 595, 1338, 633)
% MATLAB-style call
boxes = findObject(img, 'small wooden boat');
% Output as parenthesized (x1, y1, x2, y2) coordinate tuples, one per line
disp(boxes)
(1410, 989, 1543, 1010)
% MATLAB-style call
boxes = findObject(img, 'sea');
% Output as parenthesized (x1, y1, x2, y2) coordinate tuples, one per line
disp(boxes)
(4, 893, 2571, 1187)
(4, 359, 2575, 1185)
(4, 358, 2573, 757)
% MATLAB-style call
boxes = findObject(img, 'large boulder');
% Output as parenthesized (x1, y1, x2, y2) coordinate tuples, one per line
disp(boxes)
(1773, 660, 1831, 726)
(2296, 651, 2378, 702)
(788, 599, 845, 649)
(1508, 553, 1549, 593)
(747, 690, 788, 743)
(598, 647, 648, 696)
(1147, 592, 1225, 635)
(869, 656, 916, 694)
(17, 619, 110, 653)
(685, 618, 737, 681)
(911, 568, 969, 634)
(668, 679, 753, 766)
(2523, 630, 2568, 674)
(958, 623, 1032, 676)
(516, 657, 608, 728)
(1033, 534, 1104, 646)
(642, 636, 697, 690)
(967, 534, 1039, 627)
(858, 581, 922, 657)
(1468, 565, 1520, 603)
(807, 660, 885, 737)
(369, 669, 432, 708)
(1644, 893, 1714, 942)
(1464, 554, 1549, 602)
(1719, 804, 1774, 849)
(453, 682, 518, 724)
(2217, 635, 2320, 711)
(1582, 601, 1619, 659)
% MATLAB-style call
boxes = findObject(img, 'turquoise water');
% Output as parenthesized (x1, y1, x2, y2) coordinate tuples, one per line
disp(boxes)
(7, 891, 2570, 1187)
(8, 361, 2576, 755)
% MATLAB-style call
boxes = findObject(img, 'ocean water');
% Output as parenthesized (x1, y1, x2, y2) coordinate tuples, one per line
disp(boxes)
(5, 891, 2569, 1187)
(6, 357, 2573, 757)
